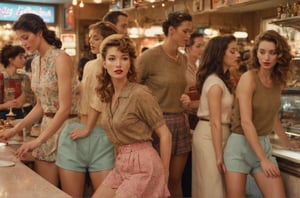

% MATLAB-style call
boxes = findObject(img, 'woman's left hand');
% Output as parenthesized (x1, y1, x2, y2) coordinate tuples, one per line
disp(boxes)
(216, 157, 226, 174)
(15, 139, 40, 158)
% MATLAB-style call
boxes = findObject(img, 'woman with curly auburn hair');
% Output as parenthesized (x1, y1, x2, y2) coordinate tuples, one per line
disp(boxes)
(250, 30, 293, 86)
(224, 30, 300, 198)
(93, 34, 171, 198)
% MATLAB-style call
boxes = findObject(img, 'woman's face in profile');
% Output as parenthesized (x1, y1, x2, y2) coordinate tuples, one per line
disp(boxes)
(15, 30, 41, 53)
(171, 21, 193, 47)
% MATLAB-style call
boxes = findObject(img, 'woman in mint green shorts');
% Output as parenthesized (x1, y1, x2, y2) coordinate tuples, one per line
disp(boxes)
(56, 22, 118, 197)
(224, 30, 300, 198)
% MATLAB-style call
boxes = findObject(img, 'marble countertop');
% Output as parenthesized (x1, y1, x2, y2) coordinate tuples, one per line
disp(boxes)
(0, 144, 70, 198)
(270, 134, 300, 164)
(272, 147, 300, 164)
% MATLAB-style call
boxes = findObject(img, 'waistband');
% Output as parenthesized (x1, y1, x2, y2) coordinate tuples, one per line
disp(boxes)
(118, 141, 152, 154)
(163, 112, 183, 115)
(199, 117, 231, 126)
(231, 131, 271, 138)
(44, 112, 77, 119)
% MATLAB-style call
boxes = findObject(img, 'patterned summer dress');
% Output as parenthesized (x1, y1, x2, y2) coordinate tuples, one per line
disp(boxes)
(30, 47, 78, 161)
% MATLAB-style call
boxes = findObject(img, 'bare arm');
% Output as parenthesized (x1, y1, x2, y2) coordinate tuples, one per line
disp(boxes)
(14, 93, 27, 108)
(70, 107, 100, 140)
(36, 53, 73, 144)
(16, 53, 73, 157)
(154, 124, 172, 183)
(207, 85, 225, 173)
(0, 100, 43, 139)
(238, 72, 280, 177)
(273, 114, 300, 149)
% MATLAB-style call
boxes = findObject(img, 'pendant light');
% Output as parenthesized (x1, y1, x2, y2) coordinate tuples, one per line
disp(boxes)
(79, 1, 84, 7)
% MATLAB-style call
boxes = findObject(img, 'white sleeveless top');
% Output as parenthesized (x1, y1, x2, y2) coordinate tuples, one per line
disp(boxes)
(197, 74, 233, 124)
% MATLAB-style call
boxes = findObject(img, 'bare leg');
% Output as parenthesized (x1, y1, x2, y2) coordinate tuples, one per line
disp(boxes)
(225, 171, 247, 198)
(254, 172, 286, 198)
(92, 183, 116, 198)
(168, 153, 188, 198)
(89, 169, 111, 193)
(34, 159, 59, 186)
(58, 168, 85, 197)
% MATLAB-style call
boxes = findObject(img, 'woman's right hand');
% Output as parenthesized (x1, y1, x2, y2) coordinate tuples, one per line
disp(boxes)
(0, 127, 18, 140)
(260, 158, 281, 177)
(70, 128, 89, 140)
(180, 94, 191, 108)
(4, 100, 18, 109)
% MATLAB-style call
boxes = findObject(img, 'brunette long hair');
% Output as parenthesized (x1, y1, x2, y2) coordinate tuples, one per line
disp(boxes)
(13, 13, 62, 49)
(196, 35, 236, 94)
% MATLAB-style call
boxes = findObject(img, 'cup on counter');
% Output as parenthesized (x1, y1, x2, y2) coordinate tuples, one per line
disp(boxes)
(6, 114, 16, 121)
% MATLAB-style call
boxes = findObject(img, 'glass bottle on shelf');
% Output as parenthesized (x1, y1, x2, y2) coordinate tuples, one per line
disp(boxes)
(291, 1, 298, 16)
(277, 4, 283, 19)
(297, 1, 300, 16)
(285, 0, 292, 18)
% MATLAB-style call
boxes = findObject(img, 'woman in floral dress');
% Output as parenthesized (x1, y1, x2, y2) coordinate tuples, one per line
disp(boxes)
(0, 13, 78, 186)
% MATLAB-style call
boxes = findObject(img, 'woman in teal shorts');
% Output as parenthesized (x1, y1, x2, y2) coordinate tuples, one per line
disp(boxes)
(56, 22, 118, 197)
(224, 30, 300, 198)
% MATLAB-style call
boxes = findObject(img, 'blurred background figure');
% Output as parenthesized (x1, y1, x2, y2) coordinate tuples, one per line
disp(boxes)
(137, 11, 193, 198)
(102, 10, 129, 34)
(180, 31, 205, 197)
(0, 44, 34, 119)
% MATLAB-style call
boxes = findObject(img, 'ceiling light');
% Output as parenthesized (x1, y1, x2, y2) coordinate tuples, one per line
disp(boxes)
(72, 0, 78, 5)
(79, 1, 84, 7)
(233, 31, 248, 39)
(94, 0, 102, 3)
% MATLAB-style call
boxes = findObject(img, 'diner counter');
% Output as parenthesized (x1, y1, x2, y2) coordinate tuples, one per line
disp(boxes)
(270, 133, 300, 164)
(0, 144, 70, 198)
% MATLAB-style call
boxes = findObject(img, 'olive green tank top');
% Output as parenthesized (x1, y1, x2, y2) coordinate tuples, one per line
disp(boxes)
(231, 70, 281, 136)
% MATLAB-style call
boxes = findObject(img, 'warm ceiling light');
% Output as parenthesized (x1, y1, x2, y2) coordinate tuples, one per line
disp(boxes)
(94, 0, 102, 3)
(233, 31, 248, 39)
(72, 0, 78, 5)
(79, 1, 84, 7)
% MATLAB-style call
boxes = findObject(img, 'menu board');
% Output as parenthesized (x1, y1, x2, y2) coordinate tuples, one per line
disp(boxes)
(0, 2, 55, 23)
